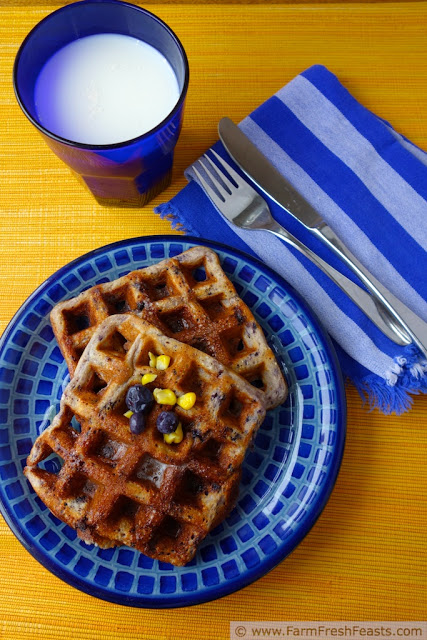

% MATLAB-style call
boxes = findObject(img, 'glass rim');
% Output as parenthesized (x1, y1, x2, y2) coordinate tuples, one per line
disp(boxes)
(12, 0, 190, 151)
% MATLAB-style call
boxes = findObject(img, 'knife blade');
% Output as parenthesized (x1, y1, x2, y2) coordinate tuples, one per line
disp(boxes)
(219, 117, 323, 229)
(218, 116, 427, 357)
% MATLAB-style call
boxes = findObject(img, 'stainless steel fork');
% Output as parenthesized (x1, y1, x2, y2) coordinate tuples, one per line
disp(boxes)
(192, 150, 423, 349)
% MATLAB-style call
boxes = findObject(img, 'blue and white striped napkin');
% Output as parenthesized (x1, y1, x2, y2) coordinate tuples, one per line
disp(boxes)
(156, 65, 427, 413)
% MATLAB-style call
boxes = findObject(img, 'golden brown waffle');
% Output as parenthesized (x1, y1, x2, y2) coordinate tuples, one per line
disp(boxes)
(25, 314, 267, 566)
(50, 246, 287, 410)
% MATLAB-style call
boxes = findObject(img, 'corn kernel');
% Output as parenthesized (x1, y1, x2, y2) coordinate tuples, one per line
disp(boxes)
(156, 355, 171, 370)
(177, 392, 196, 410)
(153, 388, 177, 405)
(164, 422, 183, 444)
(124, 410, 134, 419)
(141, 373, 157, 385)
(148, 352, 157, 367)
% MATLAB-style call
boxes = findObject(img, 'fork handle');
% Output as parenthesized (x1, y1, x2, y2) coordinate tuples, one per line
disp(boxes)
(267, 222, 412, 347)
(313, 223, 427, 358)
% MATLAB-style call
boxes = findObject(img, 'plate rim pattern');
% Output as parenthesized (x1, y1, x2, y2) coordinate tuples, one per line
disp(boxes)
(0, 235, 346, 608)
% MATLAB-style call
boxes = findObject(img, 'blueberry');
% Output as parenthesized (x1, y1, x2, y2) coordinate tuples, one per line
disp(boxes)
(126, 385, 153, 413)
(130, 411, 146, 435)
(156, 411, 179, 434)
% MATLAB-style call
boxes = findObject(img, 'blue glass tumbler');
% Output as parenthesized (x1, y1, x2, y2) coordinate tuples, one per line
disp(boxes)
(13, 0, 189, 205)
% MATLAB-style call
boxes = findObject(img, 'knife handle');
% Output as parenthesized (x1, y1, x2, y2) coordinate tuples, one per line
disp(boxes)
(313, 223, 427, 358)
(268, 222, 410, 346)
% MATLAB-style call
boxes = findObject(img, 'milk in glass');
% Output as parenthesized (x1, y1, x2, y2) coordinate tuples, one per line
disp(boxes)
(34, 33, 180, 145)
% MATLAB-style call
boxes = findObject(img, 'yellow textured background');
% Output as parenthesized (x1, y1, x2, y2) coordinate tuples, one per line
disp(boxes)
(0, 3, 426, 639)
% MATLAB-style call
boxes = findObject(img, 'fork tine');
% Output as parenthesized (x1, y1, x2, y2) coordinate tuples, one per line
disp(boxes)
(202, 153, 235, 193)
(210, 149, 246, 187)
(199, 156, 232, 201)
(193, 165, 225, 206)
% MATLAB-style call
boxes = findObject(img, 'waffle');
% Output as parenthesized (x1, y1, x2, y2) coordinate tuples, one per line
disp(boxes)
(25, 314, 267, 566)
(50, 246, 287, 410)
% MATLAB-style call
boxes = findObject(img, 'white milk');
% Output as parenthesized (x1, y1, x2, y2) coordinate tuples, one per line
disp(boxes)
(34, 33, 180, 145)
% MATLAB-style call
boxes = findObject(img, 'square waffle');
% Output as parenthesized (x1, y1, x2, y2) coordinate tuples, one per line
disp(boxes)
(50, 246, 287, 410)
(25, 314, 267, 566)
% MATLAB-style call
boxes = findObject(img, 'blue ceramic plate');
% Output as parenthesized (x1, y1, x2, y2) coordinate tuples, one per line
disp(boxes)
(0, 236, 345, 608)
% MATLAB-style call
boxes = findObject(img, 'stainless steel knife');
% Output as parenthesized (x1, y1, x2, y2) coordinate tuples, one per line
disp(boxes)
(218, 117, 427, 358)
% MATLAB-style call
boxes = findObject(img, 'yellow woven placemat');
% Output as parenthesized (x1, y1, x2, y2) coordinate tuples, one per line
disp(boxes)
(0, 3, 426, 639)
